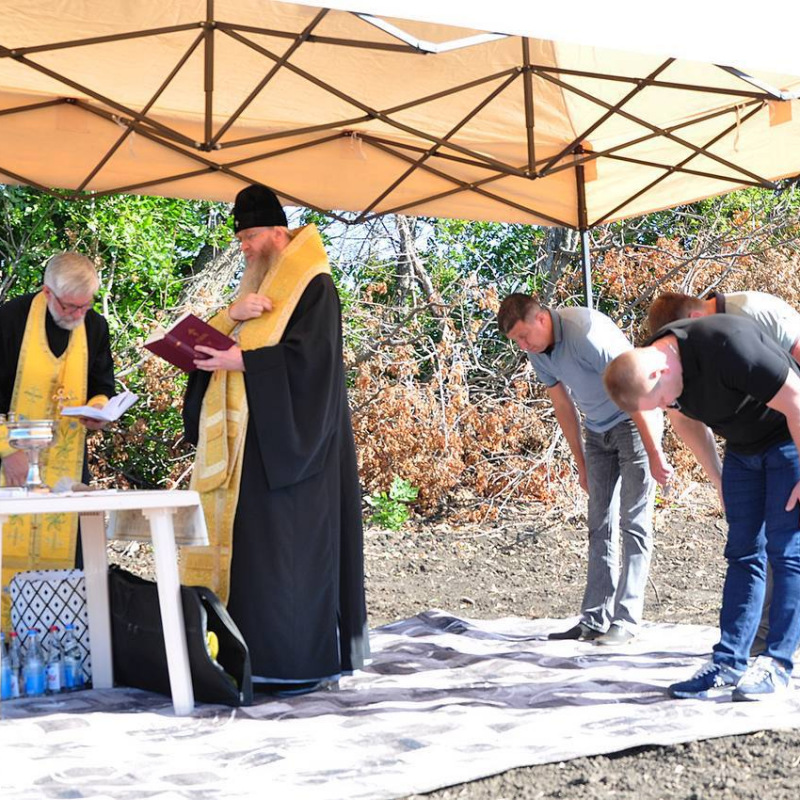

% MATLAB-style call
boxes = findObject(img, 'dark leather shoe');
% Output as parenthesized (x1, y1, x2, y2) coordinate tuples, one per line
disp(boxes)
(594, 624, 635, 646)
(548, 622, 603, 641)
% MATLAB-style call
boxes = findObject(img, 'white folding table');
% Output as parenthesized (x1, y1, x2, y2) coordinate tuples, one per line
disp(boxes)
(0, 489, 208, 715)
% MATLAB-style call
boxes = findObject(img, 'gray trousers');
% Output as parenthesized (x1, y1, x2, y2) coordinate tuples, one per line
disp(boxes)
(581, 418, 656, 633)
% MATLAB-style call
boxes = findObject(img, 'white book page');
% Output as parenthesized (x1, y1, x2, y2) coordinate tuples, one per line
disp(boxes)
(60, 390, 138, 422)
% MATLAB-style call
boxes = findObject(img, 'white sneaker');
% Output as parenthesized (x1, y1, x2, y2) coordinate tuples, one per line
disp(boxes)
(732, 655, 791, 702)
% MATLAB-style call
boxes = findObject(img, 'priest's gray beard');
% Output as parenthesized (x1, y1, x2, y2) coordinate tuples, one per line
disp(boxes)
(238, 250, 279, 297)
(45, 299, 83, 331)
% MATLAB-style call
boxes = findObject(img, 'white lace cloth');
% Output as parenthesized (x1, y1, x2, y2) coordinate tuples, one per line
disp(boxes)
(107, 504, 207, 546)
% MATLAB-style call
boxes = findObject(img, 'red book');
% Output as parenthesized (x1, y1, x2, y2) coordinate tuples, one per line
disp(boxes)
(144, 313, 235, 372)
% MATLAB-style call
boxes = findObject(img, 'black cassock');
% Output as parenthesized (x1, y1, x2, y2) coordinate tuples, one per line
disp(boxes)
(184, 274, 370, 681)
(0, 292, 116, 484)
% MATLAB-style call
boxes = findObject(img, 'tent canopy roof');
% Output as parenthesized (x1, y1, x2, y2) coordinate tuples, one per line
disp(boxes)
(2, 1, 799, 228)
(291, 0, 800, 78)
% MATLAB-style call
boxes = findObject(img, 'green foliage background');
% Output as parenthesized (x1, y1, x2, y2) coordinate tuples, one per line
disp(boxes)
(0, 186, 232, 488)
(1, 180, 799, 505)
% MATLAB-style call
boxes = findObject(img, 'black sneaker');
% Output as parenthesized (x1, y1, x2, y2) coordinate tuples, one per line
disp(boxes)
(548, 622, 603, 641)
(668, 660, 743, 699)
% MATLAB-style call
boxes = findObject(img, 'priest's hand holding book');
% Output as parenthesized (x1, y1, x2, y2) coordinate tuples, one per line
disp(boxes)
(144, 295, 273, 372)
(193, 343, 245, 372)
(62, 391, 138, 429)
(79, 405, 112, 431)
(194, 292, 272, 372)
(144, 314, 236, 372)
(193, 293, 273, 371)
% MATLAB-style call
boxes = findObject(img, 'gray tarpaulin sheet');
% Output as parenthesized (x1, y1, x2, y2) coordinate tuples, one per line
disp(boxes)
(3, 612, 800, 800)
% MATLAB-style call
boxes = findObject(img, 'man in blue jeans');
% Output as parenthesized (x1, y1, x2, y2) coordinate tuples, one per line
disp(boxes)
(604, 314, 800, 700)
(498, 294, 664, 646)
(648, 288, 800, 657)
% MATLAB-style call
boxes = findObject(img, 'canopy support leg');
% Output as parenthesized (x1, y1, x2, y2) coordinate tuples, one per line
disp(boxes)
(580, 228, 593, 310)
(575, 155, 593, 309)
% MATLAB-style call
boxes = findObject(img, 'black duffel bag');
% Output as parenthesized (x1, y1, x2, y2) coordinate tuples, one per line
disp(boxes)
(108, 565, 253, 707)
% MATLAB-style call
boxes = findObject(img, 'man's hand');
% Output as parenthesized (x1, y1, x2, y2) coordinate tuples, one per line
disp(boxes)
(766, 373, 800, 515)
(648, 449, 675, 487)
(577, 463, 589, 494)
(1, 449, 29, 486)
(629, 410, 672, 486)
(229, 293, 273, 322)
(79, 402, 108, 432)
(546, 383, 588, 495)
(79, 416, 107, 431)
(194, 344, 245, 372)
(786, 480, 800, 512)
(717, 484, 726, 515)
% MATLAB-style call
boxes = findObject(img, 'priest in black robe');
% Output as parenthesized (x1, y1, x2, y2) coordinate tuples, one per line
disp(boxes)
(0, 252, 115, 621)
(0, 267, 115, 456)
(182, 184, 369, 692)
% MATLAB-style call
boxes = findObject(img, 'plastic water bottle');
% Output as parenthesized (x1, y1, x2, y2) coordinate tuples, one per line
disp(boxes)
(62, 624, 84, 691)
(1, 633, 11, 700)
(22, 628, 46, 697)
(7, 631, 22, 698)
(45, 625, 63, 694)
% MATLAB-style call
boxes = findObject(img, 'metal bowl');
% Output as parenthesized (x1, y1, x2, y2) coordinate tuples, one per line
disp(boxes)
(6, 418, 56, 449)
(4, 418, 57, 491)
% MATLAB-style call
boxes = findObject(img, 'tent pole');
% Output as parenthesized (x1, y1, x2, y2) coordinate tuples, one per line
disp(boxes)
(580, 227, 593, 310)
(575, 153, 593, 309)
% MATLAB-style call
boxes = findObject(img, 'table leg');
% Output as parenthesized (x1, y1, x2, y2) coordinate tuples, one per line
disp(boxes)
(80, 511, 113, 689)
(141, 507, 194, 716)
(0, 514, 5, 692)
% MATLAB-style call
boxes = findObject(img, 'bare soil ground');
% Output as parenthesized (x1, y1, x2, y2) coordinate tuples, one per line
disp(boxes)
(109, 482, 800, 800)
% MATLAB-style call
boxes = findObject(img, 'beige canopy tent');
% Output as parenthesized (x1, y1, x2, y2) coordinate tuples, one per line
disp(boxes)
(2, 1, 800, 301)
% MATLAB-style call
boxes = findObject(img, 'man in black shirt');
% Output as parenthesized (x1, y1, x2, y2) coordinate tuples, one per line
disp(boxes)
(647, 289, 800, 658)
(603, 315, 800, 701)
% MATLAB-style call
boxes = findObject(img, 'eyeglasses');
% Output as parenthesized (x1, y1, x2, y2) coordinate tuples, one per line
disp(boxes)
(47, 287, 94, 314)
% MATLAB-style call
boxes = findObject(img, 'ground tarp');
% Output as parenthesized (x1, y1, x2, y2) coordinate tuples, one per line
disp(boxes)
(3, 612, 800, 800)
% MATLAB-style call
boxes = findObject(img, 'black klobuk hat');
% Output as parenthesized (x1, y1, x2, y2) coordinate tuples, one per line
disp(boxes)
(233, 184, 288, 232)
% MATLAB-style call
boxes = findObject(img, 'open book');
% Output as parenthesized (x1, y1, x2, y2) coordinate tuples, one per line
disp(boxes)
(144, 312, 236, 371)
(61, 390, 138, 422)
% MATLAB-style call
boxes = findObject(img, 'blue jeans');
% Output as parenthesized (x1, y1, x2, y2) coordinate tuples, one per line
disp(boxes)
(582, 418, 656, 632)
(714, 439, 800, 672)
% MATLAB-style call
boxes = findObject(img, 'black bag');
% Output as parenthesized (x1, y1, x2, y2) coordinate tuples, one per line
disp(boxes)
(108, 565, 253, 707)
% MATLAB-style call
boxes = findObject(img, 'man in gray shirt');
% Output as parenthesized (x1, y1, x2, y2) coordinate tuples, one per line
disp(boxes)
(498, 293, 663, 645)
(649, 291, 800, 358)
(648, 288, 800, 656)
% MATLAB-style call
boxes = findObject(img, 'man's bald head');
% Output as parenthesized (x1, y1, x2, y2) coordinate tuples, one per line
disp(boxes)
(604, 344, 679, 412)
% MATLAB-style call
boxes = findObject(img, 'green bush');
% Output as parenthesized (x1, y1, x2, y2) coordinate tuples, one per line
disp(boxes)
(365, 476, 419, 531)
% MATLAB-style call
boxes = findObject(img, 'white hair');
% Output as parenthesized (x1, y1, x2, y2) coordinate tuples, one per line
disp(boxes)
(43, 252, 99, 296)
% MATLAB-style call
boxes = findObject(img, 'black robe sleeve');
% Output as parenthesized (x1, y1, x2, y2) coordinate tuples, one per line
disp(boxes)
(242, 273, 345, 490)
(0, 294, 35, 416)
(85, 311, 116, 401)
(182, 369, 212, 446)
